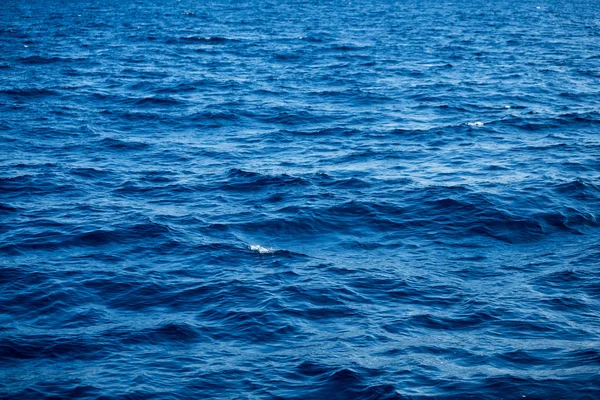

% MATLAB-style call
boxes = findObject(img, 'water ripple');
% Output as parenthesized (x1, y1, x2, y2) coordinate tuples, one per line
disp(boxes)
(1, 0, 600, 398)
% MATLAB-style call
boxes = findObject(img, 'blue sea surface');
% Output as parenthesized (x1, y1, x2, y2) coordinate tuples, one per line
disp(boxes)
(1, 0, 600, 398)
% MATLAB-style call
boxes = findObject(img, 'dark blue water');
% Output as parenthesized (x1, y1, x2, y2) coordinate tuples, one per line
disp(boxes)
(2, 0, 600, 398)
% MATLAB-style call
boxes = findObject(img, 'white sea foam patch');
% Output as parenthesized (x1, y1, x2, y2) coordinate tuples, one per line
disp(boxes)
(249, 244, 275, 254)
(467, 121, 485, 127)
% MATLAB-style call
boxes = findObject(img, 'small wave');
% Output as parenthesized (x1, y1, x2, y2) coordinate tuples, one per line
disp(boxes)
(0, 336, 107, 362)
(220, 168, 309, 191)
(280, 127, 360, 137)
(109, 322, 203, 344)
(274, 52, 302, 61)
(292, 363, 398, 399)
(98, 137, 150, 151)
(258, 109, 331, 125)
(554, 179, 600, 201)
(133, 96, 182, 106)
(0, 202, 19, 212)
(467, 121, 485, 127)
(187, 110, 239, 127)
(249, 244, 275, 254)
(500, 114, 600, 132)
(319, 177, 371, 189)
(18, 56, 75, 64)
(330, 44, 370, 51)
(177, 36, 238, 44)
(299, 35, 325, 43)
(0, 87, 58, 97)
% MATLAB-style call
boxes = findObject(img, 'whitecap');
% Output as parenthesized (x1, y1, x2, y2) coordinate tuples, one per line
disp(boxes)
(249, 244, 275, 254)
(467, 121, 485, 127)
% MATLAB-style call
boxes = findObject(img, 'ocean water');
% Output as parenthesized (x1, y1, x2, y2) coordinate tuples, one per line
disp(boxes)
(1, 0, 600, 398)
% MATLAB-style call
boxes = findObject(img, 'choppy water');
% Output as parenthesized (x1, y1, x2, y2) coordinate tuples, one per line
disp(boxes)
(2, 0, 600, 398)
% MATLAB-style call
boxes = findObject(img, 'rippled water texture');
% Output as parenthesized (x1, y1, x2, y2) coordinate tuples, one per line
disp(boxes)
(2, 0, 600, 398)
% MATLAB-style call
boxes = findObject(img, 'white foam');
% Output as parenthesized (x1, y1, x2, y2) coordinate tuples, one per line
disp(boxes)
(504, 105, 511, 109)
(467, 121, 485, 127)
(249, 245, 275, 254)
